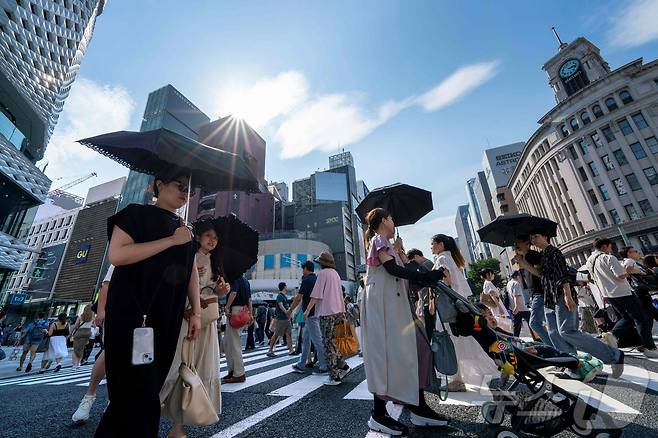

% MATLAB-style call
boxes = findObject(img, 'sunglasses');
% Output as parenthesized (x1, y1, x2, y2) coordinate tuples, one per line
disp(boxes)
(171, 181, 190, 194)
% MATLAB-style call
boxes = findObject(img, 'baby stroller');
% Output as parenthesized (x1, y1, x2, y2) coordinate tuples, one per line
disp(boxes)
(433, 282, 622, 438)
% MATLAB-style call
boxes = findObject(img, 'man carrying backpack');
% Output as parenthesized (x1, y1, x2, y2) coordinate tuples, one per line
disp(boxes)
(17, 312, 49, 372)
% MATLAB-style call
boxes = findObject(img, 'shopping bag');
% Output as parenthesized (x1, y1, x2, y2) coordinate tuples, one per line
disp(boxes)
(333, 321, 358, 357)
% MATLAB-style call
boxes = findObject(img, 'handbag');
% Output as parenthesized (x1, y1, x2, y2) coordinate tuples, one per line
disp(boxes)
(228, 306, 251, 329)
(333, 320, 359, 357)
(185, 287, 220, 328)
(431, 315, 458, 376)
(162, 339, 219, 426)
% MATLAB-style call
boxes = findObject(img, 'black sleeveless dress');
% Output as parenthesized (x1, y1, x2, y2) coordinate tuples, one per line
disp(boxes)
(95, 204, 194, 438)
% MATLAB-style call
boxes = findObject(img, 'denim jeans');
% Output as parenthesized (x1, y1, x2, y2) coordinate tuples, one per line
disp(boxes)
(545, 309, 574, 354)
(530, 294, 552, 346)
(296, 316, 326, 371)
(555, 296, 620, 364)
(608, 294, 656, 350)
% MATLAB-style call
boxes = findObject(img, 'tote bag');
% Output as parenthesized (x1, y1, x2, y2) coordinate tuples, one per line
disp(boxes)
(333, 321, 359, 357)
(431, 315, 458, 377)
(162, 340, 219, 426)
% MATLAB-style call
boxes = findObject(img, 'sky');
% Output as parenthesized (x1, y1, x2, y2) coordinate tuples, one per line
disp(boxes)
(39, 0, 658, 255)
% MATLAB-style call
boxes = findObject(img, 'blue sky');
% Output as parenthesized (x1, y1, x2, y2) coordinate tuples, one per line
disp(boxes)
(42, 0, 658, 253)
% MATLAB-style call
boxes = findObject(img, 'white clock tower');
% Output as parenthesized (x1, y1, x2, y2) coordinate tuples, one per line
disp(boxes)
(542, 37, 611, 104)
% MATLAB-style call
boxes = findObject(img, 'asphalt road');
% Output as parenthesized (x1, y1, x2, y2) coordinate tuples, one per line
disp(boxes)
(2, 342, 658, 438)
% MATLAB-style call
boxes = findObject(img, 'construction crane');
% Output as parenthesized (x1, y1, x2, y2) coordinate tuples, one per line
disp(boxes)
(48, 172, 97, 195)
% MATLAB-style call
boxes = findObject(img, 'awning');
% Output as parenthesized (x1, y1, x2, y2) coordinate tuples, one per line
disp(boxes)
(0, 135, 51, 207)
(0, 231, 31, 271)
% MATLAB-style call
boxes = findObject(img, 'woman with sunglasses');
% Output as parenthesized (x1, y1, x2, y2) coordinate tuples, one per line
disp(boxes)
(95, 167, 201, 438)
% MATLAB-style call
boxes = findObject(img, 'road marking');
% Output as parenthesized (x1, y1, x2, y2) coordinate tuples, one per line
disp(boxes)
(0, 367, 92, 386)
(18, 371, 92, 386)
(212, 357, 364, 437)
(540, 370, 639, 414)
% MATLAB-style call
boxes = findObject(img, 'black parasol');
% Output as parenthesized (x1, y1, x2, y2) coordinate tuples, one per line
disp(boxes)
(356, 183, 433, 227)
(477, 213, 558, 248)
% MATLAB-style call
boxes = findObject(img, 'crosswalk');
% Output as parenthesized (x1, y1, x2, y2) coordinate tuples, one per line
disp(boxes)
(2, 343, 658, 436)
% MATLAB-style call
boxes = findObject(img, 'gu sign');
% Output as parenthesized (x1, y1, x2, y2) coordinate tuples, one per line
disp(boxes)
(74, 244, 91, 264)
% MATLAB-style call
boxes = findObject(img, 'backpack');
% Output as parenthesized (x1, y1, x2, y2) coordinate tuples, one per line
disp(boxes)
(29, 320, 46, 341)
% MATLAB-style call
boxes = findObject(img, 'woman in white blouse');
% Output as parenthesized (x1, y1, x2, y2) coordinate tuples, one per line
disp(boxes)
(431, 234, 498, 392)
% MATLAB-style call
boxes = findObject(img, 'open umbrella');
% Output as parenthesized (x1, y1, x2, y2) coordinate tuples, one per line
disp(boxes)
(355, 183, 433, 227)
(199, 214, 259, 284)
(477, 213, 558, 248)
(78, 128, 261, 193)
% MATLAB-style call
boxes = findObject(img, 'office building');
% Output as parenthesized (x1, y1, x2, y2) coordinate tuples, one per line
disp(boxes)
(454, 205, 475, 265)
(508, 37, 658, 265)
(53, 177, 124, 310)
(0, 0, 106, 290)
(482, 142, 524, 215)
(119, 84, 210, 209)
(291, 151, 365, 281)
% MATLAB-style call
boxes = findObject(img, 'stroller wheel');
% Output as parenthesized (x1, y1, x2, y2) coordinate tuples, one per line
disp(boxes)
(482, 402, 504, 425)
(496, 430, 519, 438)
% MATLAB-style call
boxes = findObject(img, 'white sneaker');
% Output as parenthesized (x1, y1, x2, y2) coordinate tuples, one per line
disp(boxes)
(643, 349, 658, 359)
(323, 376, 341, 386)
(72, 395, 96, 423)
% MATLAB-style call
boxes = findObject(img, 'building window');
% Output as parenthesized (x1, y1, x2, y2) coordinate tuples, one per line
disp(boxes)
(601, 155, 614, 171)
(602, 125, 615, 142)
(588, 161, 599, 176)
(613, 178, 627, 195)
(626, 173, 642, 191)
(631, 112, 649, 130)
(605, 97, 618, 112)
(618, 118, 633, 136)
(610, 209, 621, 224)
(578, 139, 589, 155)
(581, 111, 591, 125)
(598, 213, 608, 227)
(560, 124, 569, 138)
(613, 149, 628, 166)
(577, 167, 588, 181)
(264, 254, 275, 270)
(570, 118, 579, 131)
(629, 142, 647, 159)
(496, 193, 505, 202)
(592, 104, 604, 118)
(646, 136, 658, 154)
(591, 132, 603, 148)
(568, 145, 578, 160)
(639, 199, 654, 217)
(625, 204, 641, 220)
(62, 229, 68, 239)
(620, 90, 633, 104)
(280, 253, 291, 268)
(643, 167, 658, 185)
(588, 189, 599, 205)
(500, 205, 509, 213)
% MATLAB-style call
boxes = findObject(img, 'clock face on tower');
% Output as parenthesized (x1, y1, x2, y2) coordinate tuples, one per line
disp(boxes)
(559, 59, 580, 78)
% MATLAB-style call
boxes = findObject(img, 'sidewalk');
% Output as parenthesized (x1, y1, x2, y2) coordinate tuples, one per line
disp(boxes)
(0, 345, 102, 379)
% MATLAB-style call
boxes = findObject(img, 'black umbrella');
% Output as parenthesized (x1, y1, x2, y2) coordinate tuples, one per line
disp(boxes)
(477, 213, 558, 248)
(77, 128, 261, 193)
(356, 183, 433, 227)
(199, 214, 259, 284)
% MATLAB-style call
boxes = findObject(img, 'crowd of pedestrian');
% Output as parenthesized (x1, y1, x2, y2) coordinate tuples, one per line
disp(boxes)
(5, 179, 658, 438)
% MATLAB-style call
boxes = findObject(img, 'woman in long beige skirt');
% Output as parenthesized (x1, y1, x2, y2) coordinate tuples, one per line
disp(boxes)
(160, 222, 230, 438)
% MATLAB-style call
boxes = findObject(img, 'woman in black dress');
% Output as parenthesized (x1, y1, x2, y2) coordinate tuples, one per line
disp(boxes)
(95, 168, 201, 438)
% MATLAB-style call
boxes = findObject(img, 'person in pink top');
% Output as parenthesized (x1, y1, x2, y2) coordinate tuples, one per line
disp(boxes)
(304, 251, 350, 386)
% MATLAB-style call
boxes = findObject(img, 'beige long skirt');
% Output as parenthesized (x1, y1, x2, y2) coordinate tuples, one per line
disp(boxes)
(160, 318, 221, 423)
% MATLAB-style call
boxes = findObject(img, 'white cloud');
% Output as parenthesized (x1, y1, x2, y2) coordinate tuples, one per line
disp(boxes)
(41, 78, 135, 175)
(215, 70, 308, 129)
(397, 214, 457, 257)
(608, 0, 658, 49)
(416, 61, 500, 111)
(274, 94, 409, 159)
(225, 61, 499, 159)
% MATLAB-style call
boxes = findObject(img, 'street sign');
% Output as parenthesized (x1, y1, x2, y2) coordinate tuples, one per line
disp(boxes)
(9, 293, 28, 305)
(32, 266, 44, 278)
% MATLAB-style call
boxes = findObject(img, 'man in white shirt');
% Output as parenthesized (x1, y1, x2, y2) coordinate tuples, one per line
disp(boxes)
(585, 238, 658, 358)
(506, 271, 531, 337)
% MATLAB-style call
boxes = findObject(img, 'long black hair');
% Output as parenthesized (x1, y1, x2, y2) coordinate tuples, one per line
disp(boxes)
(432, 234, 466, 268)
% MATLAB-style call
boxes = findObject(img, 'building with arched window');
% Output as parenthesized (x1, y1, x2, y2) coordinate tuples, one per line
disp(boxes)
(509, 37, 658, 265)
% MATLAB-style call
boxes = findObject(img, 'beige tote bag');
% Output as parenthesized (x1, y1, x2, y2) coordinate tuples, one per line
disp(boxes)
(162, 339, 219, 426)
